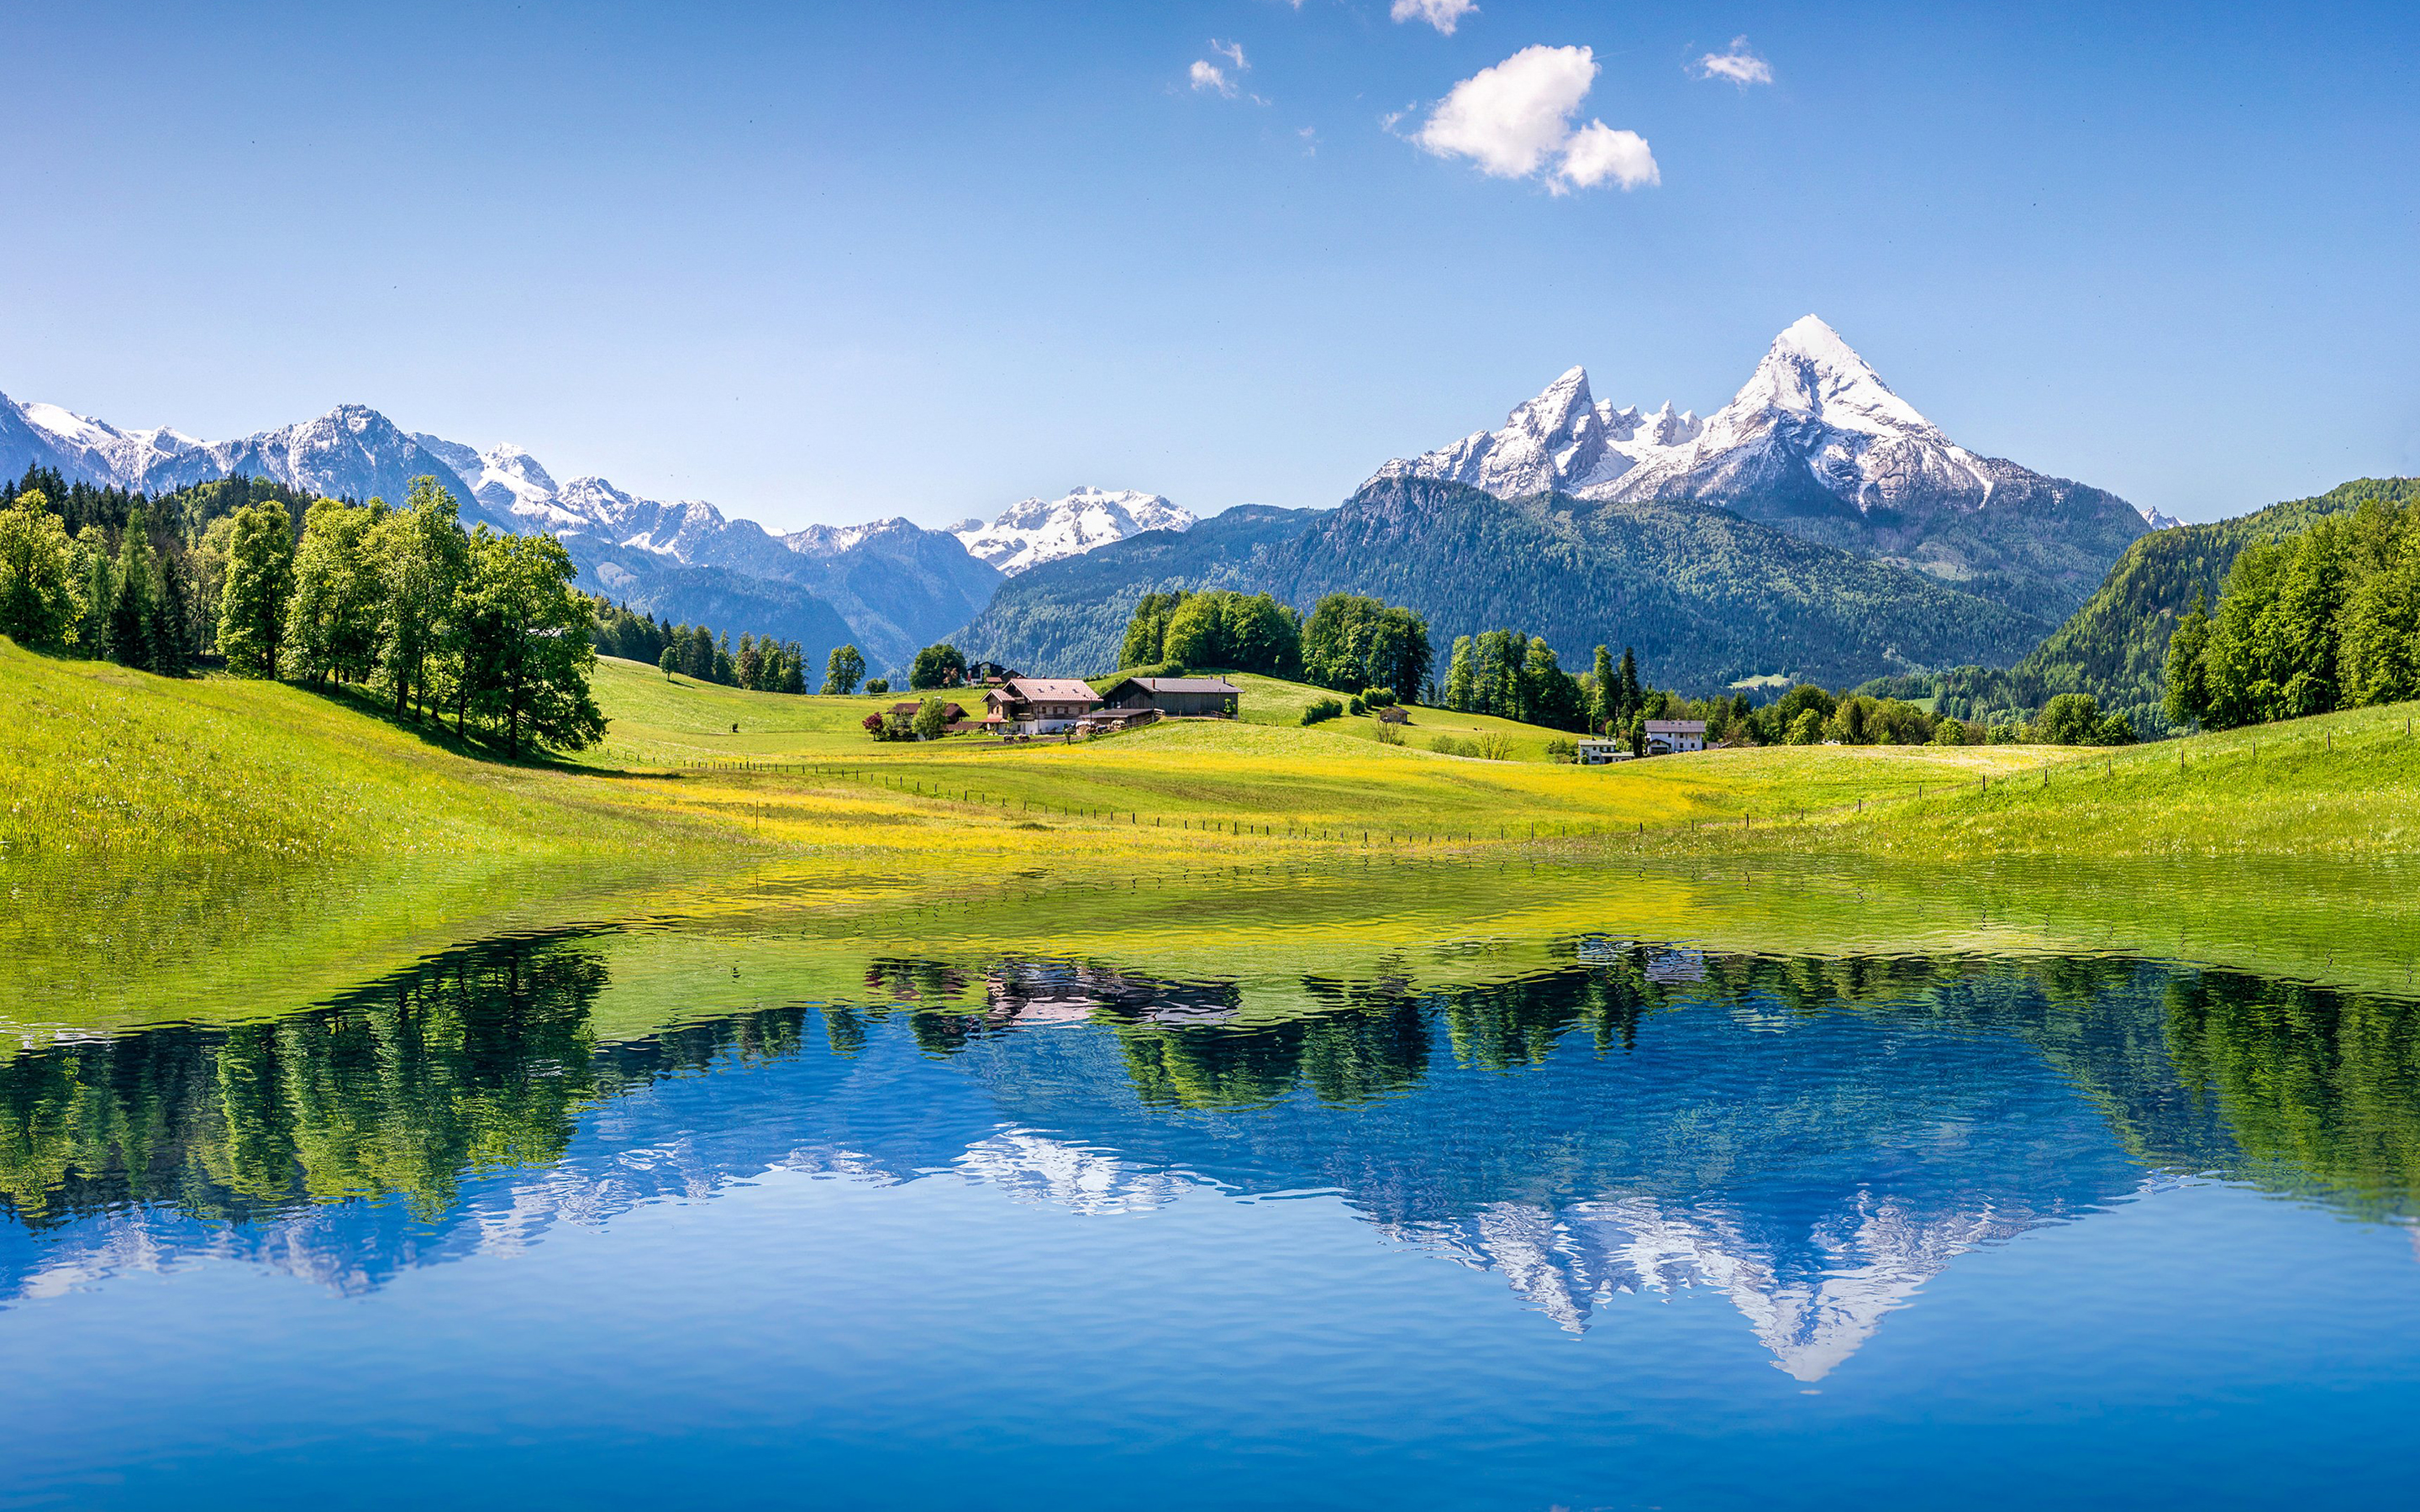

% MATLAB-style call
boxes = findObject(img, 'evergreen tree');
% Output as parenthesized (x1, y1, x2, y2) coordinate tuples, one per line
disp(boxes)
(0, 491, 82, 648)
(780, 643, 807, 695)
(108, 502, 160, 672)
(823, 643, 865, 695)
(1590, 644, 1615, 732)
(1617, 647, 1641, 725)
(1444, 636, 1476, 711)
(74, 526, 113, 656)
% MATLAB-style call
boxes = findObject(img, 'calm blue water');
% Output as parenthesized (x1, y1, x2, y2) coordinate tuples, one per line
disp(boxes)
(2, 924, 2416, 1509)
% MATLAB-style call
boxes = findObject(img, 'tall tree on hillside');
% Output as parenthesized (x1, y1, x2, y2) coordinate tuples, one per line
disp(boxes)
(2341, 512, 2420, 706)
(2161, 592, 2213, 730)
(376, 479, 471, 718)
(72, 527, 113, 655)
(1300, 595, 1430, 698)
(287, 498, 386, 686)
(456, 529, 604, 758)
(1222, 592, 1301, 677)
(1616, 647, 1641, 723)
(1524, 638, 1586, 731)
(0, 491, 82, 648)
(107, 502, 163, 673)
(1590, 645, 1615, 732)
(1161, 592, 1229, 668)
(216, 501, 297, 680)
(1444, 636, 1476, 711)
(1118, 592, 1182, 669)
(823, 643, 865, 695)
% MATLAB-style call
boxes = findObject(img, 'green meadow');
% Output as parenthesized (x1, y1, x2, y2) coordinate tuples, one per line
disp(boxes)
(8, 637, 2420, 1042)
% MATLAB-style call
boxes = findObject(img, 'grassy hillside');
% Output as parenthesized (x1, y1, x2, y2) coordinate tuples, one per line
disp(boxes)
(12, 643, 2420, 1034)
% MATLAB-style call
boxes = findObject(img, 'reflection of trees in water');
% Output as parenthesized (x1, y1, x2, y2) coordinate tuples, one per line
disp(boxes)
(0, 937, 608, 1227)
(5, 934, 2417, 1238)
(2165, 972, 2420, 1215)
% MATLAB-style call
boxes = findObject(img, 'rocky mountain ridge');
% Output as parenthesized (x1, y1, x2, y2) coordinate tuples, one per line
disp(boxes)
(1372, 316, 2153, 621)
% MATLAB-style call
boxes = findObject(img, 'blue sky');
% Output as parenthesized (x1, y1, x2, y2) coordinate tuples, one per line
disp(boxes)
(7, 1, 2417, 528)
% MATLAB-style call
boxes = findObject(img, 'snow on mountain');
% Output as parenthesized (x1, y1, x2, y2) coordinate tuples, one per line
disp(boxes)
(954, 486, 1197, 575)
(2139, 505, 2185, 530)
(1372, 315, 2089, 517)
(1369, 365, 1706, 500)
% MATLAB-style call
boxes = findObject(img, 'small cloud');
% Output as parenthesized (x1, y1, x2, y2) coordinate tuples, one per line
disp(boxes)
(1694, 36, 1772, 87)
(1391, 0, 1477, 35)
(1212, 39, 1248, 70)
(1413, 44, 1657, 193)
(1190, 59, 1235, 97)
(1555, 121, 1658, 192)
(1298, 125, 1319, 155)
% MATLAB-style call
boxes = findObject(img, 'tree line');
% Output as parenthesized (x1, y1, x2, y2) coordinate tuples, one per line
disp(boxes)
(0, 468, 601, 757)
(1109, 590, 1431, 697)
(2164, 496, 2420, 731)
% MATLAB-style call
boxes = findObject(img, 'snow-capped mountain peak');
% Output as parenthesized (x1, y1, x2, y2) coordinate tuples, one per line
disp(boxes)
(1738, 314, 1937, 439)
(955, 486, 1196, 575)
(1368, 315, 2125, 527)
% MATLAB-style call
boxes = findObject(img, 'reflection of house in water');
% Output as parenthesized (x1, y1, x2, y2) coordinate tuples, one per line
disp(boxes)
(985, 962, 1239, 1028)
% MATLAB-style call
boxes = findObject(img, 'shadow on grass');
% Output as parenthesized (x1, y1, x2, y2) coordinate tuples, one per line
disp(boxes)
(295, 680, 681, 781)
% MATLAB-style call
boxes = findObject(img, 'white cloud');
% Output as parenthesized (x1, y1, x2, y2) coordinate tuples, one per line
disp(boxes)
(1695, 36, 1772, 87)
(1190, 59, 1235, 96)
(1555, 121, 1659, 192)
(1391, 0, 1477, 35)
(1413, 44, 1658, 192)
(1212, 39, 1247, 70)
(1415, 44, 1597, 177)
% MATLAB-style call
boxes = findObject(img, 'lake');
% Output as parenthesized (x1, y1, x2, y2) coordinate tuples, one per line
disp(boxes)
(3, 857, 2416, 1509)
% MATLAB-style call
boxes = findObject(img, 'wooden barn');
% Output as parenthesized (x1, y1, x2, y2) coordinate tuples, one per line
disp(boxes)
(1097, 676, 1242, 719)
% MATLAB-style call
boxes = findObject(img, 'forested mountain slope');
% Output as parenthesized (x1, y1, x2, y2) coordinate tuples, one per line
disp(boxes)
(1276, 479, 2049, 690)
(956, 480, 2047, 690)
(955, 505, 1324, 674)
(1933, 477, 2420, 735)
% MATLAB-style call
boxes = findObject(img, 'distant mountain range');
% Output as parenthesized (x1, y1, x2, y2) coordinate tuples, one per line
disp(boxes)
(950, 487, 1195, 575)
(0, 392, 1186, 676)
(5, 317, 2191, 692)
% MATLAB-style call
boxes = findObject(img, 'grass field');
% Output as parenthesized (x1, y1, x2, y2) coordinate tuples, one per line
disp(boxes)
(13, 640, 2420, 868)
(10, 638, 2420, 1037)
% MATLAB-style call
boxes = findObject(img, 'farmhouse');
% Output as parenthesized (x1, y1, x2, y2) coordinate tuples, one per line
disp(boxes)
(1644, 719, 1707, 755)
(891, 701, 966, 722)
(1097, 676, 1242, 719)
(985, 677, 1102, 735)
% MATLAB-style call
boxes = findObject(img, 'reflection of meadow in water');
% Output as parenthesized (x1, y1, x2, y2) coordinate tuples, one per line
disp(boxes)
(4, 911, 2414, 1379)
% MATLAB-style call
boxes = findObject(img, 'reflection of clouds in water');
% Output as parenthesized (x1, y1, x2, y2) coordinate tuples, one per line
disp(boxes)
(953, 1131, 1192, 1215)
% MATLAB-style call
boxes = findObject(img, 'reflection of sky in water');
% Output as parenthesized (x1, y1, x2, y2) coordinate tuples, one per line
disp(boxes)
(2, 934, 2417, 1508)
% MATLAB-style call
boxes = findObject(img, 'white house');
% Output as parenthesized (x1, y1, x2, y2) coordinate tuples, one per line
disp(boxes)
(1644, 719, 1707, 755)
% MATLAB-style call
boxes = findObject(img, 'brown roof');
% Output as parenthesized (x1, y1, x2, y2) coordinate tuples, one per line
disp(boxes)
(1000, 677, 1100, 703)
(1105, 676, 1242, 696)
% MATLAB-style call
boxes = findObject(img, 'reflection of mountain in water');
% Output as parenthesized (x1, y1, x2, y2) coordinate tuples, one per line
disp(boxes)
(2, 937, 2412, 1380)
